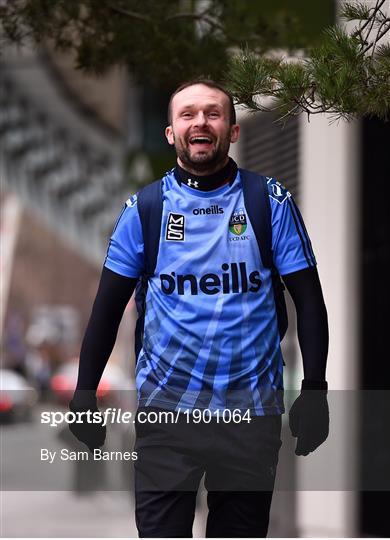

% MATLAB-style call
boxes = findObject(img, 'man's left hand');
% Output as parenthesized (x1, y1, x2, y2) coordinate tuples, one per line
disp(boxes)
(289, 380, 329, 456)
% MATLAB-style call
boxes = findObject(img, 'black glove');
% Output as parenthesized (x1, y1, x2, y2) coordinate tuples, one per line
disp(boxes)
(68, 391, 106, 453)
(289, 380, 329, 456)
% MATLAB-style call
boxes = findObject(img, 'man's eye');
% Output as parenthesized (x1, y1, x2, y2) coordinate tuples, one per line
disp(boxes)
(182, 113, 192, 118)
(209, 112, 219, 118)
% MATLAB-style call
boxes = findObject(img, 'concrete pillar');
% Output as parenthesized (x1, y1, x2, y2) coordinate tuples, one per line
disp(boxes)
(297, 114, 360, 537)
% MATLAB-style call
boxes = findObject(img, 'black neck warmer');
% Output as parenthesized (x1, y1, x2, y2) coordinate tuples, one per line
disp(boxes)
(174, 158, 238, 191)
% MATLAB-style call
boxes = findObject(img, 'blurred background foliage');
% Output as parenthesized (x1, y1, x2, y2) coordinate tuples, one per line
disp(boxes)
(0, 0, 335, 87)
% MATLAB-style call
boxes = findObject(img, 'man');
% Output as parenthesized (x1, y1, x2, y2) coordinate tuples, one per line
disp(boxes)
(70, 80, 329, 537)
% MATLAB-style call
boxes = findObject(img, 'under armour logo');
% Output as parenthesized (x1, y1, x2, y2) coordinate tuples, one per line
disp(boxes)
(187, 179, 199, 188)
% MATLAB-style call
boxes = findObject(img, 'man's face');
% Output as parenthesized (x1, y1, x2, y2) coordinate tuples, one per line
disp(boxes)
(165, 84, 240, 174)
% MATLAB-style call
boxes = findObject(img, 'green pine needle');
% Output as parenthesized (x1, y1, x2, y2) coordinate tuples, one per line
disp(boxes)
(341, 2, 371, 22)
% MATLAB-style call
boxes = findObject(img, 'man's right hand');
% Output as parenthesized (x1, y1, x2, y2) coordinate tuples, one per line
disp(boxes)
(68, 392, 106, 453)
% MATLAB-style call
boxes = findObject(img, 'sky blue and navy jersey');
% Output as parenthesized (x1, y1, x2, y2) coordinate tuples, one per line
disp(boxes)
(104, 169, 316, 415)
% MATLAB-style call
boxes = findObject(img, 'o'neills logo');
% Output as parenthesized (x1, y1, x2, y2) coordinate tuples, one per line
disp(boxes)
(160, 262, 262, 295)
(193, 205, 224, 215)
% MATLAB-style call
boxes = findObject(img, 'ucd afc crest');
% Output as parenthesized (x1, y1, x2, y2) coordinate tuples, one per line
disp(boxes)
(229, 208, 247, 235)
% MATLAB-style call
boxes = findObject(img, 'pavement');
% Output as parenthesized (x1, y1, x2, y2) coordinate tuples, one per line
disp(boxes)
(0, 404, 207, 537)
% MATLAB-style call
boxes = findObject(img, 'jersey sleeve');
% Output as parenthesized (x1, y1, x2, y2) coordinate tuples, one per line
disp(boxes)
(268, 178, 317, 276)
(104, 194, 144, 278)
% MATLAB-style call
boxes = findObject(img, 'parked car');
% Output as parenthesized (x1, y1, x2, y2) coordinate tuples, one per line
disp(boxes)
(50, 360, 135, 407)
(0, 369, 38, 422)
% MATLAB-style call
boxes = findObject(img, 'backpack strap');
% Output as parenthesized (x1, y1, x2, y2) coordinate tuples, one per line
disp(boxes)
(240, 169, 288, 341)
(136, 179, 163, 277)
(239, 169, 273, 269)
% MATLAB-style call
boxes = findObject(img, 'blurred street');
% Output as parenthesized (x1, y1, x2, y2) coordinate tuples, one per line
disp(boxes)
(2, 491, 136, 538)
(1, 404, 135, 537)
(0, 405, 208, 537)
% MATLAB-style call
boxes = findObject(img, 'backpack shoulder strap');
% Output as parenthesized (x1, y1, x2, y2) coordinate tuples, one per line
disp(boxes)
(239, 169, 273, 269)
(136, 178, 163, 277)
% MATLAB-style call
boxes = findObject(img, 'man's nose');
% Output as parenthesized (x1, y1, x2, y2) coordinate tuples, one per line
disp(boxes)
(193, 112, 207, 126)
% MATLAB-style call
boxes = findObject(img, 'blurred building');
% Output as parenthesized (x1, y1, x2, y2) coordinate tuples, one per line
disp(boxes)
(0, 44, 137, 379)
(232, 106, 390, 537)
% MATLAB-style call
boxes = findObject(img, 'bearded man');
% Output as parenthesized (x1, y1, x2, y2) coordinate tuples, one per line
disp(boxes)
(70, 79, 329, 538)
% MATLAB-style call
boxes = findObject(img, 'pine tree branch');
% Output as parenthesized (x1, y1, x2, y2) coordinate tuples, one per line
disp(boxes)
(362, 20, 390, 55)
(107, 5, 152, 23)
(165, 7, 213, 23)
(362, 0, 385, 45)
(275, 103, 301, 122)
(165, 12, 225, 33)
(351, 0, 386, 39)
(1, 0, 389, 122)
(228, 0, 390, 122)
(164, 11, 246, 45)
(370, 17, 390, 58)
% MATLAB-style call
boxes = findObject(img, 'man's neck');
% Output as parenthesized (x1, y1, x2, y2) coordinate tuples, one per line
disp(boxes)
(174, 158, 238, 192)
(176, 157, 229, 177)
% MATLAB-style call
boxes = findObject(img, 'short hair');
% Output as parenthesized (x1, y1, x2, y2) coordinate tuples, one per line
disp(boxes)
(167, 78, 236, 126)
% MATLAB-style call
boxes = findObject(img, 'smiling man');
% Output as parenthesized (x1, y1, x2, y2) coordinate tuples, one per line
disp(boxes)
(165, 82, 239, 174)
(70, 79, 329, 538)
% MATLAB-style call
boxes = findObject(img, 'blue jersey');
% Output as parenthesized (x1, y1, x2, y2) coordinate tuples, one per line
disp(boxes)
(104, 169, 316, 415)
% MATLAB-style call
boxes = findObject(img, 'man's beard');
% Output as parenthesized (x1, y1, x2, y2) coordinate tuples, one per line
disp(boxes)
(174, 132, 231, 173)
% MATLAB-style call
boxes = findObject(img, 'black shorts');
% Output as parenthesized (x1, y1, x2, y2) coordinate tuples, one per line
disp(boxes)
(133, 407, 282, 537)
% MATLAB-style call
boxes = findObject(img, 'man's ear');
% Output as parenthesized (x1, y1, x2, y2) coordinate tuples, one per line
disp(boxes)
(230, 124, 240, 143)
(165, 126, 174, 145)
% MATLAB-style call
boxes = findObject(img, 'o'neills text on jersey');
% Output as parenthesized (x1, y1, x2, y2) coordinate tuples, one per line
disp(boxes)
(159, 262, 262, 295)
(192, 205, 224, 215)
